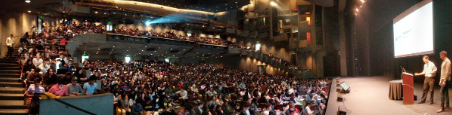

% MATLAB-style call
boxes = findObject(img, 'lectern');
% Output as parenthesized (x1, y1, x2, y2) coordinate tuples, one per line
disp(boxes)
(402, 72, 414, 104)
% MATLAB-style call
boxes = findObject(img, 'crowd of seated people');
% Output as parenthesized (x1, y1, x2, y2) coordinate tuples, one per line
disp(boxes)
(77, 59, 330, 115)
(18, 22, 105, 114)
(240, 46, 294, 68)
(17, 21, 329, 115)
(112, 26, 228, 45)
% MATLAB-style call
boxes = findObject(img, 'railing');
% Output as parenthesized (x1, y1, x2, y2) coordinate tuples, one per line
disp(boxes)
(52, 98, 97, 115)
(39, 93, 113, 115)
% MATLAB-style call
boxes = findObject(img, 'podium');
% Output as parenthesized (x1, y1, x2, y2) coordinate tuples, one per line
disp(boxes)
(402, 72, 414, 104)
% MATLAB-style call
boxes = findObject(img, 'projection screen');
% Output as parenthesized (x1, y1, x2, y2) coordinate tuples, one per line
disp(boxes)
(393, 0, 433, 58)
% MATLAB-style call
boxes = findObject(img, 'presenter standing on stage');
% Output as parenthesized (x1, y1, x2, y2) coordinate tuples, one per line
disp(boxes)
(415, 55, 437, 104)
(438, 51, 450, 113)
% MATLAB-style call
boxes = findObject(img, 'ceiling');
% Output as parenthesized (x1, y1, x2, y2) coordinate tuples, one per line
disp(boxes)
(126, 0, 250, 13)
(0, 0, 62, 14)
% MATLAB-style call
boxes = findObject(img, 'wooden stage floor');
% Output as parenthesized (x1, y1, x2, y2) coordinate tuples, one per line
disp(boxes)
(326, 76, 452, 115)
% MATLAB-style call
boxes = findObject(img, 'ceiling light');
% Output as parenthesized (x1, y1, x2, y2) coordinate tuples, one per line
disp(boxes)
(95, 11, 98, 14)
(25, 0, 30, 3)
(28, 10, 31, 13)
(356, 8, 359, 12)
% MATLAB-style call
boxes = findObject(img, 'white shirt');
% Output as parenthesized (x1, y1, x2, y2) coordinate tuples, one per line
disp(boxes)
(178, 90, 188, 99)
(6, 37, 13, 47)
(39, 63, 51, 74)
(441, 58, 451, 81)
(33, 58, 43, 67)
(421, 61, 437, 77)
(306, 106, 314, 115)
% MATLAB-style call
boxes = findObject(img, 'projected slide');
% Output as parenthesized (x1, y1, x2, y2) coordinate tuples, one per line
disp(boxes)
(393, 0, 433, 58)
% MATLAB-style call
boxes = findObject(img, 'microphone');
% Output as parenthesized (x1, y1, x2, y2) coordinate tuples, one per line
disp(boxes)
(400, 66, 406, 72)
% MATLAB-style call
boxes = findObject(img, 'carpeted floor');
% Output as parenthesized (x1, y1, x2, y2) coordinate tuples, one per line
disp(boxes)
(326, 76, 452, 115)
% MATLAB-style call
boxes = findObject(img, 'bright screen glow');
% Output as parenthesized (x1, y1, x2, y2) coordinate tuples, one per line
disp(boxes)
(81, 55, 89, 63)
(165, 58, 170, 63)
(125, 57, 131, 63)
(393, 0, 433, 58)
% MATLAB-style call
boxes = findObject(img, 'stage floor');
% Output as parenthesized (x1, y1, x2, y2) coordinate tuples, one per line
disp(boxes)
(326, 76, 452, 115)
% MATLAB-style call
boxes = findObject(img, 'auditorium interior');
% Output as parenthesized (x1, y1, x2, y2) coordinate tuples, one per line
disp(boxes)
(0, 0, 451, 115)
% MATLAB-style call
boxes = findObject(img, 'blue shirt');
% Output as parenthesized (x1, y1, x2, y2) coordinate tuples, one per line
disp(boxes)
(83, 82, 97, 94)
(27, 85, 45, 94)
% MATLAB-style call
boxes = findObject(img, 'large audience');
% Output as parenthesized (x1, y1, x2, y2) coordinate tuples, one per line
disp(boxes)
(113, 26, 229, 45)
(18, 21, 330, 115)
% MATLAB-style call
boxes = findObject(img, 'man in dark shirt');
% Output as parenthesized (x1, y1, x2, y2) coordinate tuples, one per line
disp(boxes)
(131, 102, 145, 115)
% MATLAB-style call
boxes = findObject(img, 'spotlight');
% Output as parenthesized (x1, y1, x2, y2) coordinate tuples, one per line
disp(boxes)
(145, 21, 152, 26)
(25, 0, 30, 3)
(28, 10, 31, 13)
(356, 8, 359, 12)
(270, 1, 277, 6)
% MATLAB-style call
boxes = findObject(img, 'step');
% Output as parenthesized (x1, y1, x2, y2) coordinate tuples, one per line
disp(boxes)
(0, 70, 20, 73)
(0, 78, 19, 82)
(0, 109, 28, 115)
(0, 67, 20, 70)
(0, 87, 24, 94)
(0, 58, 18, 60)
(0, 93, 24, 100)
(0, 61, 19, 64)
(0, 73, 21, 77)
(0, 100, 27, 109)
(0, 82, 22, 87)
(0, 63, 19, 66)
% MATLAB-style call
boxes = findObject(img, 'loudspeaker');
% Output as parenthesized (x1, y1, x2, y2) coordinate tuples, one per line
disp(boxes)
(337, 110, 347, 115)
(337, 107, 347, 115)
(339, 82, 350, 93)
(337, 96, 344, 102)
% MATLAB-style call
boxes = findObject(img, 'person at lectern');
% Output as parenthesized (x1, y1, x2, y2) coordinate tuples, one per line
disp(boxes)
(437, 51, 451, 113)
(415, 55, 437, 104)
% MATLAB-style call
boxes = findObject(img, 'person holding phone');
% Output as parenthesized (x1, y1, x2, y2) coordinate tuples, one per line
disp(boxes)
(438, 51, 451, 113)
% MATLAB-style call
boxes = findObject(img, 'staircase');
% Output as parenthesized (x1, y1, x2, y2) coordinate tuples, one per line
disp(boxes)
(0, 52, 28, 114)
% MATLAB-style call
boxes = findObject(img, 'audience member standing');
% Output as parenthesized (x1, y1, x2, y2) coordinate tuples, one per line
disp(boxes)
(6, 34, 14, 58)
(438, 51, 451, 113)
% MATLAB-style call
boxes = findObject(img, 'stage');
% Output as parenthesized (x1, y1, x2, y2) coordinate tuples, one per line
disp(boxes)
(326, 76, 452, 115)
